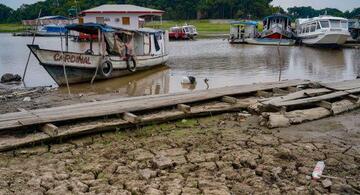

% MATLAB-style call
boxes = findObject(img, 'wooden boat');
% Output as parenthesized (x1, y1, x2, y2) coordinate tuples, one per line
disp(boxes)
(29, 23, 169, 86)
(295, 15, 350, 47)
(229, 21, 259, 44)
(262, 14, 294, 39)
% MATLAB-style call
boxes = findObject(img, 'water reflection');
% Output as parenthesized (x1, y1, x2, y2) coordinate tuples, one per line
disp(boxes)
(0, 34, 359, 96)
(58, 66, 170, 96)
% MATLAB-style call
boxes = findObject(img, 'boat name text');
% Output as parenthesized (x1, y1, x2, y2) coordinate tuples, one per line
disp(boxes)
(53, 53, 91, 64)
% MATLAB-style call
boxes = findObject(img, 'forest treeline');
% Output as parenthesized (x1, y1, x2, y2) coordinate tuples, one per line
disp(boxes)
(0, 0, 359, 23)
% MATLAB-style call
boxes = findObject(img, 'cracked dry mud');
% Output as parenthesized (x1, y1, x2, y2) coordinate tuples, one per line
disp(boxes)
(0, 110, 359, 195)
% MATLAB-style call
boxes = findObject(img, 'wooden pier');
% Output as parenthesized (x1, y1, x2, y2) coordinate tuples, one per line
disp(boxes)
(0, 79, 359, 152)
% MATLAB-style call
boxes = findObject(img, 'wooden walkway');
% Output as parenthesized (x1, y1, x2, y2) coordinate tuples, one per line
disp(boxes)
(1, 79, 360, 152)
(0, 80, 309, 131)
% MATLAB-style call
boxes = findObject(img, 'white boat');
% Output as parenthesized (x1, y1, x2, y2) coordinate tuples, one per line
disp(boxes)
(296, 15, 351, 47)
(29, 23, 169, 86)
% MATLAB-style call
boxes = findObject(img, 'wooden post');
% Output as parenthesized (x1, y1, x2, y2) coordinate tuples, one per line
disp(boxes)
(123, 112, 141, 124)
(221, 96, 238, 105)
(41, 123, 58, 137)
(177, 104, 191, 113)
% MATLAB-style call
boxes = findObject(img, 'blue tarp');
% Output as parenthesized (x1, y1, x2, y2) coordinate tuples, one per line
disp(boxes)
(65, 23, 115, 34)
(230, 21, 258, 26)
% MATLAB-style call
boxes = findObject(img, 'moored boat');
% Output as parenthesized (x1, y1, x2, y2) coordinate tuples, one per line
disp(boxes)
(261, 13, 294, 40)
(348, 16, 360, 43)
(168, 24, 198, 40)
(229, 21, 259, 44)
(29, 23, 169, 86)
(296, 15, 350, 47)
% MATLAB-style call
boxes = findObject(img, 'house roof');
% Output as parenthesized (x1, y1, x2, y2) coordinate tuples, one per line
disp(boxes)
(80, 4, 164, 15)
(38, 16, 69, 20)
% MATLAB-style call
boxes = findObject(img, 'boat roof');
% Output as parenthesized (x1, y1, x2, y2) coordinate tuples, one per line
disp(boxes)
(65, 23, 163, 34)
(263, 13, 291, 21)
(65, 23, 115, 34)
(297, 15, 348, 24)
(80, 4, 164, 15)
(230, 21, 258, 26)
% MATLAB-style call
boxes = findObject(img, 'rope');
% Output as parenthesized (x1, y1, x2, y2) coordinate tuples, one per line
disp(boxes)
(22, 9, 42, 83)
(60, 32, 71, 96)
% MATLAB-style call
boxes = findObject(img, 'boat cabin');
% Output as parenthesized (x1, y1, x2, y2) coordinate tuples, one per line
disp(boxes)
(348, 15, 360, 41)
(296, 16, 349, 36)
(263, 14, 292, 32)
(229, 21, 258, 42)
(261, 14, 294, 39)
(65, 23, 167, 58)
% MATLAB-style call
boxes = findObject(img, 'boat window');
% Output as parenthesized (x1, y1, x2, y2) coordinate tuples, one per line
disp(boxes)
(310, 23, 316, 32)
(306, 26, 310, 33)
(340, 21, 348, 29)
(316, 22, 321, 30)
(330, 20, 341, 28)
(320, 21, 329, 28)
(302, 27, 306, 34)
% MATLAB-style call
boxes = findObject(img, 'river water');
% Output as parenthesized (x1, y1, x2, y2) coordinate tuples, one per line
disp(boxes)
(0, 33, 359, 96)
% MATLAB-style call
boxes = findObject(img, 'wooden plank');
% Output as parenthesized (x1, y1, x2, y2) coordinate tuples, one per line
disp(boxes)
(0, 80, 310, 131)
(221, 96, 238, 104)
(0, 101, 248, 152)
(271, 91, 349, 107)
(123, 112, 141, 124)
(177, 104, 191, 113)
(347, 88, 360, 94)
(320, 80, 360, 91)
(40, 123, 58, 137)
(261, 88, 332, 105)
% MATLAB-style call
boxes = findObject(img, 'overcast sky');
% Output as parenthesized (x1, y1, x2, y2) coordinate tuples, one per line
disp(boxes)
(1, 0, 360, 11)
(271, 0, 360, 12)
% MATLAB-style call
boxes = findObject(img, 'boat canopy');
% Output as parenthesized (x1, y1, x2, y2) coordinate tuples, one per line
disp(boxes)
(65, 23, 116, 34)
(230, 21, 258, 26)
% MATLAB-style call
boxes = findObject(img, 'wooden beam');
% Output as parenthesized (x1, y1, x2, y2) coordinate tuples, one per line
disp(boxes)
(177, 104, 191, 113)
(273, 88, 289, 95)
(123, 112, 141, 124)
(256, 90, 273, 98)
(271, 91, 349, 107)
(40, 123, 58, 137)
(316, 101, 333, 110)
(221, 96, 238, 105)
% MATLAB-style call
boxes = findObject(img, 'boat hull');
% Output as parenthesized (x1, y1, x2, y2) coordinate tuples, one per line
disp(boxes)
(300, 31, 350, 47)
(28, 45, 169, 85)
(245, 38, 296, 46)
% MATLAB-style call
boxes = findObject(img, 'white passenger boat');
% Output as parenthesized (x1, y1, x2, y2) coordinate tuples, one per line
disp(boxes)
(29, 23, 169, 86)
(296, 15, 350, 47)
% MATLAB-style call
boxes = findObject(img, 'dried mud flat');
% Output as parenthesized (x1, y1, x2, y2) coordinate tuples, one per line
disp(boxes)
(0, 110, 359, 195)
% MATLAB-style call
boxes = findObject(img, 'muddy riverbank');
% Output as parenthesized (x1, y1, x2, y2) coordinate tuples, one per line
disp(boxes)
(0, 110, 359, 194)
